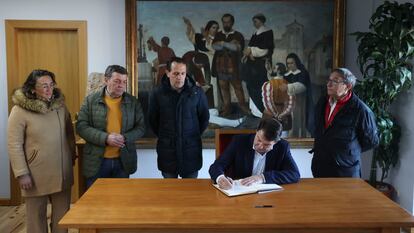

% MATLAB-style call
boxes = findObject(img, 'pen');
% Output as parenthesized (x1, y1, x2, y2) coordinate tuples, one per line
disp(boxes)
(255, 205, 273, 208)
(226, 176, 233, 185)
(258, 190, 277, 194)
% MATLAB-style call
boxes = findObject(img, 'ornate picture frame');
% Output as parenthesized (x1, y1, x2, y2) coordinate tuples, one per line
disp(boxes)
(125, 0, 345, 148)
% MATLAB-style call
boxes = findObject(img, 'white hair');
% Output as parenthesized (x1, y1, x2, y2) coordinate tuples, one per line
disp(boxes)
(336, 68, 357, 87)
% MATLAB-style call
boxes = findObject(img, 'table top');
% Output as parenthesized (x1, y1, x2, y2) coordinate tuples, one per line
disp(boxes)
(59, 178, 414, 229)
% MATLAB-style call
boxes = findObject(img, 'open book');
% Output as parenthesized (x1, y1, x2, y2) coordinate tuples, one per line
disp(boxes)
(213, 180, 283, 197)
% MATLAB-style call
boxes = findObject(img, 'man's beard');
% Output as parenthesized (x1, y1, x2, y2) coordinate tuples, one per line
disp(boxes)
(223, 26, 232, 32)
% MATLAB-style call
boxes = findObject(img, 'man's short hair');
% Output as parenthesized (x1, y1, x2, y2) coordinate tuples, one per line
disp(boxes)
(332, 68, 357, 87)
(166, 57, 187, 72)
(221, 13, 235, 24)
(104, 65, 127, 79)
(257, 118, 282, 141)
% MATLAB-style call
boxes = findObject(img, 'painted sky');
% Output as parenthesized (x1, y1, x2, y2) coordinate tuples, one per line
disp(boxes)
(137, 1, 334, 63)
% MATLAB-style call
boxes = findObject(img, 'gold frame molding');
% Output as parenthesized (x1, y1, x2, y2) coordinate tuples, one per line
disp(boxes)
(125, 0, 346, 148)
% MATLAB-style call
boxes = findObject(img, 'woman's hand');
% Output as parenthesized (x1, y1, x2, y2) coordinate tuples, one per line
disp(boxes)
(18, 174, 33, 190)
(243, 47, 251, 57)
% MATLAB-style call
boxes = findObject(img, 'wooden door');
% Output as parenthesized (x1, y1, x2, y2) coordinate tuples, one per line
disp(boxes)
(5, 20, 87, 205)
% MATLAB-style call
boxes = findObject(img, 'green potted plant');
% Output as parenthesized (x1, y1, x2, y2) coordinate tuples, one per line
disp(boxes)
(351, 1, 414, 197)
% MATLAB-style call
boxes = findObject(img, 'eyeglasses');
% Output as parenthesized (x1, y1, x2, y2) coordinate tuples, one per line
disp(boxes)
(36, 83, 56, 89)
(326, 79, 345, 85)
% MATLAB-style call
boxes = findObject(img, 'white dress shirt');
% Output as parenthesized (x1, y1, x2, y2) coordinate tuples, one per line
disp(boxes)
(328, 98, 338, 120)
(216, 147, 268, 184)
(252, 148, 267, 176)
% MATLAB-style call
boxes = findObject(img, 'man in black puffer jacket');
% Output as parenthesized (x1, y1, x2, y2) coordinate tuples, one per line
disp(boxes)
(311, 68, 379, 178)
(149, 57, 210, 178)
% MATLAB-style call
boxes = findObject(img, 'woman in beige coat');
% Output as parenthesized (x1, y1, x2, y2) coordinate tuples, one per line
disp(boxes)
(8, 69, 76, 233)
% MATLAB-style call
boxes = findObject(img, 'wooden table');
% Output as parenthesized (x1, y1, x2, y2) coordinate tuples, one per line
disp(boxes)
(59, 178, 414, 233)
(73, 135, 313, 200)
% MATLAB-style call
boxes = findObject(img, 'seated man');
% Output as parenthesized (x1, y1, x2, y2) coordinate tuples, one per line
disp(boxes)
(209, 118, 300, 190)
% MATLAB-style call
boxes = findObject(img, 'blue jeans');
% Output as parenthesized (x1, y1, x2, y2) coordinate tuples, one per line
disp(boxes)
(161, 171, 199, 179)
(86, 158, 129, 188)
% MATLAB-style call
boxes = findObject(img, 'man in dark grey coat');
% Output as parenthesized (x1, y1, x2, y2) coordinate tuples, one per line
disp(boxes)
(311, 68, 379, 177)
(149, 57, 210, 178)
(76, 65, 145, 188)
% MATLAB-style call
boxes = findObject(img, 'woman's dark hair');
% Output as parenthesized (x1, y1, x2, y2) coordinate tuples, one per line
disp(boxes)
(252, 13, 266, 24)
(104, 65, 128, 79)
(286, 53, 306, 71)
(257, 118, 282, 141)
(22, 69, 57, 99)
(205, 20, 219, 32)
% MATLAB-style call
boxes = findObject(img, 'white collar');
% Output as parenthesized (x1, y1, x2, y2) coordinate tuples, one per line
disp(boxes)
(203, 35, 215, 41)
(255, 26, 270, 35)
(255, 151, 267, 158)
(285, 69, 301, 76)
(252, 145, 269, 157)
(221, 30, 235, 36)
(270, 75, 284, 80)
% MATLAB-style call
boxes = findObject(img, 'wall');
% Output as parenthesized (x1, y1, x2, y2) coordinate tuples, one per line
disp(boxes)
(132, 149, 313, 179)
(387, 89, 414, 214)
(0, 0, 125, 198)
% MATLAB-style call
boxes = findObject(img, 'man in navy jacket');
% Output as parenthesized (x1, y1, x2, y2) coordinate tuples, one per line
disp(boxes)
(149, 57, 210, 178)
(311, 68, 379, 177)
(209, 118, 300, 189)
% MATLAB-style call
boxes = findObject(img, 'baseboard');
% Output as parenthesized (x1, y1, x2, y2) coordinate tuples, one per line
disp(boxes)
(0, 198, 11, 206)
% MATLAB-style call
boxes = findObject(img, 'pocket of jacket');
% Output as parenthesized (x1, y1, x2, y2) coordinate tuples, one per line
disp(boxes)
(27, 150, 39, 165)
(335, 152, 359, 168)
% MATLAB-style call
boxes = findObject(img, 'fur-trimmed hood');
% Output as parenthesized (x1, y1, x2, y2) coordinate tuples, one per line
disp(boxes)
(11, 88, 65, 114)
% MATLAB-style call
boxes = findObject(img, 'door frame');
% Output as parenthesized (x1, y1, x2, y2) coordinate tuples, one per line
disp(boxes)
(2, 20, 87, 206)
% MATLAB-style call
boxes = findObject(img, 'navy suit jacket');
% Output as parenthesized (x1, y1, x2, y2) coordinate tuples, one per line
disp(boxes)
(209, 134, 300, 184)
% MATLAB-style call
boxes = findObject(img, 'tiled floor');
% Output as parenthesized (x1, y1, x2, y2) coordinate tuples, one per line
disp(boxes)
(0, 204, 78, 233)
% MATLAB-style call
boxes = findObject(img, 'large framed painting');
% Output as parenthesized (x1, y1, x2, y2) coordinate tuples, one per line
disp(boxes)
(125, 0, 345, 148)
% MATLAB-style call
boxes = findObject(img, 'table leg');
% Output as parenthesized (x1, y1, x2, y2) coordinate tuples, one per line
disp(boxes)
(76, 143, 86, 198)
